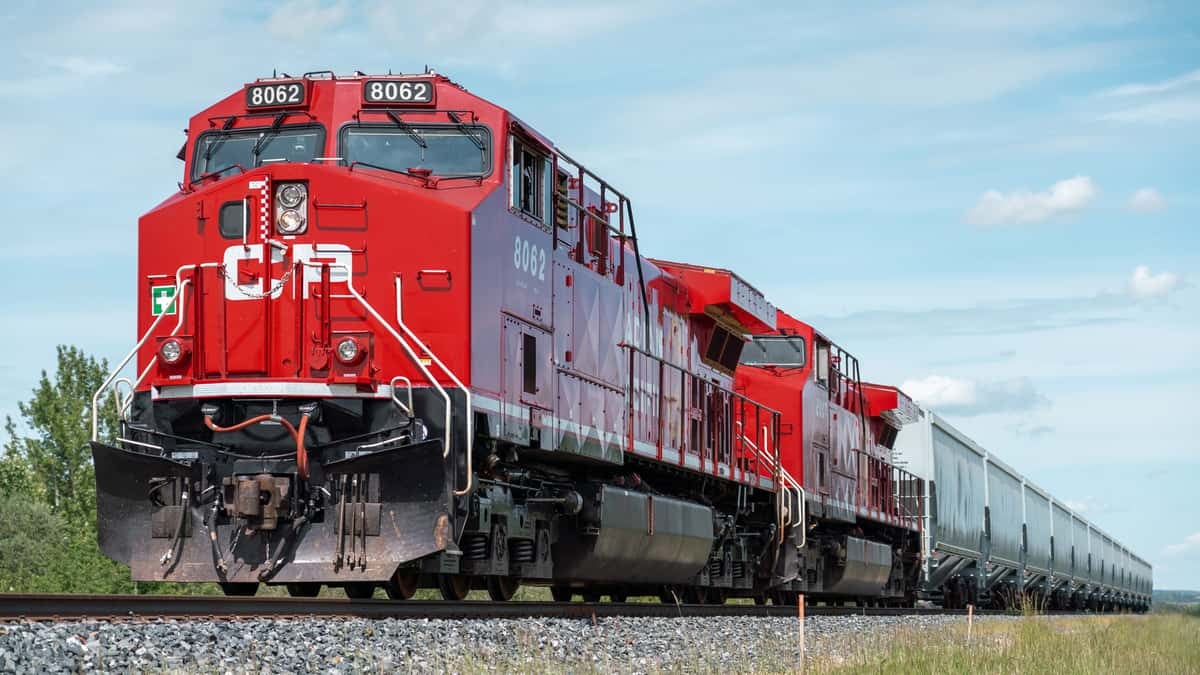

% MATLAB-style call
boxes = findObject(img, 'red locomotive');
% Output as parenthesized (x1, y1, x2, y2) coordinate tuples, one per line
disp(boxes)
(90, 71, 925, 602)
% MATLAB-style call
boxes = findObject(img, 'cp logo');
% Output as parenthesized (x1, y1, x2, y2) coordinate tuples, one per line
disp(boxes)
(223, 243, 353, 300)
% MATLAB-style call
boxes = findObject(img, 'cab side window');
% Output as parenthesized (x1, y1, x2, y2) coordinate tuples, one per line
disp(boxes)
(512, 139, 547, 221)
(815, 341, 830, 387)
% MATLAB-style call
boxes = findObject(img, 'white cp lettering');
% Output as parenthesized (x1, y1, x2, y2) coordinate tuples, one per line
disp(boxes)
(223, 243, 353, 301)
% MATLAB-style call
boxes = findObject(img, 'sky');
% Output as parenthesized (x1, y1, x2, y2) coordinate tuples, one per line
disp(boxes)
(1, 1, 1197, 588)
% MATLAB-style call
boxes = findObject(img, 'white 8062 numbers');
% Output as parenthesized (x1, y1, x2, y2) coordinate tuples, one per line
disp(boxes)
(248, 83, 303, 106)
(513, 236, 546, 281)
(366, 81, 431, 102)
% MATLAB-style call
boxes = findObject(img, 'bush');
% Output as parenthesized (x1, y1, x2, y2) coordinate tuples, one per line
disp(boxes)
(0, 495, 136, 594)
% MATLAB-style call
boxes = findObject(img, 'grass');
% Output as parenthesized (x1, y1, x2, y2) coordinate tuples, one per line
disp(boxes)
(821, 614, 1200, 674)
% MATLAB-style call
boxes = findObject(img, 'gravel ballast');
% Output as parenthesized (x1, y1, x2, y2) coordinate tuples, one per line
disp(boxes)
(0, 613, 1000, 673)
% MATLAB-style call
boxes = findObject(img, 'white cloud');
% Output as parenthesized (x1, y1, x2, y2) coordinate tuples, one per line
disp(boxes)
(1127, 188, 1167, 213)
(1164, 532, 1200, 556)
(1063, 496, 1109, 515)
(1102, 68, 1200, 97)
(363, 0, 650, 66)
(1128, 265, 1182, 300)
(1101, 98, 1200, 124)
(965, 175, 1097, 226)
(50, 57, 124, 77)
(266, 0, 347, 40)
(900, 375, 1048, 416)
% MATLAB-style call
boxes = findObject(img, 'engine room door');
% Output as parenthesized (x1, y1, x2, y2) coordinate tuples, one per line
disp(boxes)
(501, 317, 551, 446)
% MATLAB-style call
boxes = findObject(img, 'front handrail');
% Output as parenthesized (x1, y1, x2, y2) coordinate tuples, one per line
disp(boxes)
(307, 261, 474, 497)
(389, 376, 414, 417)
(740, 422, 805, 548)
(92, 263, 216, 441)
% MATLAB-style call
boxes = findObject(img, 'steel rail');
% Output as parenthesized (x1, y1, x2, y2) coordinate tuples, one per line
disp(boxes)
(0, 594, 1015, 622)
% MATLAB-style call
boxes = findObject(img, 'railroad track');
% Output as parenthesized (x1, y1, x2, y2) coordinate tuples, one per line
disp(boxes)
(0, 594, 999, 622)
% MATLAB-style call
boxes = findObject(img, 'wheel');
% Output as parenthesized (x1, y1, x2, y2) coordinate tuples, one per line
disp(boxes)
(220, 582, 259, 596)
(682, 587, 705, 604)
(285, 583, 321, 597)
(753, 594, 768, 606)
(385, 571, 419, 600)
(487, 576, 520, 602)
(551, 585, 573, 602)
(438, 574, 471, 601)
(582, 591, 602, 603)
(609, 589, 629, 603)
(706, 588, 728, 605)
(343, 583, 376, 599)
(659, 587, 679, 604)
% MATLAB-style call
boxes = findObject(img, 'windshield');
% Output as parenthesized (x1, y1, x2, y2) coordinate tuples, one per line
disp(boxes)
(341, 125, 490, 176)
(192, 126, 324, 180)
(740, 336, 806, 367)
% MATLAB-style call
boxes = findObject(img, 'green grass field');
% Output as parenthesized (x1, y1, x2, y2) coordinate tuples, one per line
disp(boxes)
(821, 613, 1200, 674)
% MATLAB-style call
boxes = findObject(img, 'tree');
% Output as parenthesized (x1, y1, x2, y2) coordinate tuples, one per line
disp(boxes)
(2, 345, 219, 594)
(0, 449, 37, 499)
(3, 345, 120, 523)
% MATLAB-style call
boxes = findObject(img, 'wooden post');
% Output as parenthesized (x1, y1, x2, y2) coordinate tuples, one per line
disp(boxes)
(967, 603, 974, 642)
(798, 593, 806, 673)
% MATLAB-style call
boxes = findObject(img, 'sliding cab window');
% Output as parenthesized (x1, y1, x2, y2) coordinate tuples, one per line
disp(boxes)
(340, 123, 491, 177)
(512, 138, 550, 222)
(192, 125, 325, 181)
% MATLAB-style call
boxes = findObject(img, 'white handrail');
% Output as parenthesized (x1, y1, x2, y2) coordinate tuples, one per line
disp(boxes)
(308, 261, 474, 497)
(92, 263, 212, 441)
(389, 376, 414, 416)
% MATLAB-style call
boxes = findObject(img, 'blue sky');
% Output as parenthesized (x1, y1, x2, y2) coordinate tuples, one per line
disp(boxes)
(1, 1, 1196, 588)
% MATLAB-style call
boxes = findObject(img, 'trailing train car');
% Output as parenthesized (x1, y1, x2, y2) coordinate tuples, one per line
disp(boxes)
(894, 408, 1151, 611)
(88, 70, 1148, 609)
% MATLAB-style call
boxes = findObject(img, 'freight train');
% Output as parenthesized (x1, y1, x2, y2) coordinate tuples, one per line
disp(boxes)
(90, 71, 1149, 610)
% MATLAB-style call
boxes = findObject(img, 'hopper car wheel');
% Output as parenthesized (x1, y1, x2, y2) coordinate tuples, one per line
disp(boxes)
(753, 594, 767, 606)
(439, 573, 471, 601)
(344, 583, 376, 599)
(682, 587, 705, 604)
(609, 589, 629, 603)
(220, 583, 259, 596)
(658, 587, 680, 604)
(487, 576, 521, 602)
(286, 583, 321, 597)
(706, 588, 728, 605)
(582, 591, 602, 603)
(385, 571, 419, 600)
(551, 586, 573, 602)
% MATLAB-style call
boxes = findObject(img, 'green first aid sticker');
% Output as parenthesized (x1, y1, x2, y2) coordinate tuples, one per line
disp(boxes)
(151, 285, 177, 316)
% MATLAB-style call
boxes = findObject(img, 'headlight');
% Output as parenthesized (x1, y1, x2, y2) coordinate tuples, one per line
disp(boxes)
(277, 183, 305, 208)
(160, 338, 184, 364)
(277, 209, 306, 234)
(335, 337, 361, 364)
(274, 182, 307, 234)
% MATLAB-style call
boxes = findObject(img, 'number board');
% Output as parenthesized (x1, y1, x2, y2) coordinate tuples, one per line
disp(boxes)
(245, 81, 307, 109)
(362, 79, 436, 105)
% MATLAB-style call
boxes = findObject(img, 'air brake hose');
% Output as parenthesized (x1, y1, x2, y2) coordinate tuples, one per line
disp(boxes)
(204, 412, 311, 481)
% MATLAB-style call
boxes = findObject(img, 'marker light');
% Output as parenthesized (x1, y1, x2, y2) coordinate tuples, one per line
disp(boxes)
(160, 338, 184, 364)
(336, 337, 362, 364)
